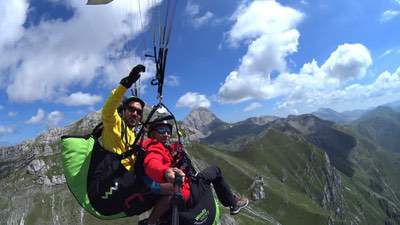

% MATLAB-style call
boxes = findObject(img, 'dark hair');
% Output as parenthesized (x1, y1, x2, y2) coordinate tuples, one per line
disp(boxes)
(123, 96, 145, 109)
(117, 96, 145, 116)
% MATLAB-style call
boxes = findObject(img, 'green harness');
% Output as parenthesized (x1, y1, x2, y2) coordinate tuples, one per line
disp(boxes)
(61, 135, 127, 219)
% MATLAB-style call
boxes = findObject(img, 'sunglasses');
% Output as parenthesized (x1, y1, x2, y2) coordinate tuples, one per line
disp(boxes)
(125, 106, 143, 115)
(153, 126, 172, 135)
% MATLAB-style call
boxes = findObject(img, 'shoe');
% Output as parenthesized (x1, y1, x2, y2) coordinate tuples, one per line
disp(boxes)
(138, 219, 148, 225)
(230, 195, 249, 215)
(138, 219, 157, 225)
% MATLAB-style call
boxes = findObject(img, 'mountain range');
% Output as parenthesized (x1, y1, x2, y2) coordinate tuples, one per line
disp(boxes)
(1, 102, 400, 225)
(311, 100, 400, 124)
(311, 108, 366, 124)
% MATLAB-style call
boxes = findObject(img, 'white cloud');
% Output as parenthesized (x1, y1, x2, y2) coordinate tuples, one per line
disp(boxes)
(185, 0, 214, 29)
(321, 43, 372, 81)
(26, 108, 45, 124)
(58, 92, 102, 106)
(0, 0, 28, 49)
(218, 0, 378, 111)
(227, 0, 304, 45)
(8, 111, 18, 117)
(0, 0, 28, 89)
(0, 0, 160, 103)
(185, 0, 200, 16)
(244, 102, 262, 112)
(192, 12, 214, 28)
(220, 33, 381, 115)
(176, 92, 211, 109)
(274, 66, 400, 115)
(0, 125, 15, 136)
(47, 110, 64, 127)
(165, 75, 180, 86)
(380, 49, 394, 58)
(380, 10, 400, 23)
(219, 0, 304, 103)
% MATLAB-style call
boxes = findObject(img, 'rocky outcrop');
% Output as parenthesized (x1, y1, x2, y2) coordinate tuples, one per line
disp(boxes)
(0, 111, 101, 179)
(38, 175, 66, 186)
(182, 107, 227, 140)
(249, 175, 266, 201)
(321, 152, 345, 223)
(27, 159, 46, 175)
(62, 111, 102, 136)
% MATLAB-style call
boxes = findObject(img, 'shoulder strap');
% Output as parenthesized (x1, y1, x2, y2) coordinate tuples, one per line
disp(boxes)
(92, 122, 103, 139)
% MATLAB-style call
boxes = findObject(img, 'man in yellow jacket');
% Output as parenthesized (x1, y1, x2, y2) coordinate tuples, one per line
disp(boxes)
(101, 64, 146, 171)
(88, 64, 167, 216)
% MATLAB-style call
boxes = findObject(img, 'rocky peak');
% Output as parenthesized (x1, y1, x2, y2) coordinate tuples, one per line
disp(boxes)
(285, 114, 333, 135)
(182, 107, 225, 137)
(317, 108, 338, 114)
(266, 114, 331, 138)
(239, 115, 279, 126)
(358, 106, 397, 122)
(313, 108, 344, 122)
(62, 110, 102, 136)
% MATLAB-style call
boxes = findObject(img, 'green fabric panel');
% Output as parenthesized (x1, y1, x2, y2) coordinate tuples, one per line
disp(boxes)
(212, 198, 220, 225)
(60, 136, 127, 220)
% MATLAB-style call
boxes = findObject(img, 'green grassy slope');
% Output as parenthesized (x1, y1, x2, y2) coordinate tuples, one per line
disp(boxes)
(353, 106, 400, 153)
(189, 130, 333, 225)
(188, 128, 400, 225)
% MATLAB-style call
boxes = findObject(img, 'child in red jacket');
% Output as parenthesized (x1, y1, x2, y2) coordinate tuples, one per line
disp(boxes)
(142, 120, 248, 225)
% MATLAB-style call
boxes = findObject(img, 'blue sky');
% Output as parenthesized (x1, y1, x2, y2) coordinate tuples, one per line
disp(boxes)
(1, 0, 400, 146)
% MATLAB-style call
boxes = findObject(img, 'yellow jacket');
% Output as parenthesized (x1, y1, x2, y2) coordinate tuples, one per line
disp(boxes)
(101, 85, 136, 171)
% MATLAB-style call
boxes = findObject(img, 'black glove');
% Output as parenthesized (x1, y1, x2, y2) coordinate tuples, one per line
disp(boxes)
(120, 64, 146, 89)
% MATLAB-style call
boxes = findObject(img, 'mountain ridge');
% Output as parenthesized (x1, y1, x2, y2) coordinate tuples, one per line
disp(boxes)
(312, 108, 366, 123)
(1, 104, 400, 225)
(352, 106, 400, 153)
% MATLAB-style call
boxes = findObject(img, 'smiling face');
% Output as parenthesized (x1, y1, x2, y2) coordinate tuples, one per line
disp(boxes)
(122, 101, 143, 128)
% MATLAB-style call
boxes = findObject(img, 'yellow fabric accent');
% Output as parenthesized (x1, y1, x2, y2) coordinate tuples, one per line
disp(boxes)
(101, 85, 136, 171)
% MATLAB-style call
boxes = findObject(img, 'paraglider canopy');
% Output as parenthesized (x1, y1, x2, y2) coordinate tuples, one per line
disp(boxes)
(87, 0, 114, 5)
(87, 0, 177, 103)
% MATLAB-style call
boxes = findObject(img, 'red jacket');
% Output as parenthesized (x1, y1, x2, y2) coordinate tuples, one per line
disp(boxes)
(142, 138, 191, 203)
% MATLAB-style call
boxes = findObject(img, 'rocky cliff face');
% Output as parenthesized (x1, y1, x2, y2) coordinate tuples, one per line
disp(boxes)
(320, 152, 345, 224)
(0, 111, 101, 179)
(249, 175, 266, 201)
(0, 111, 103, 224)
(182, 107, 227, 140)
